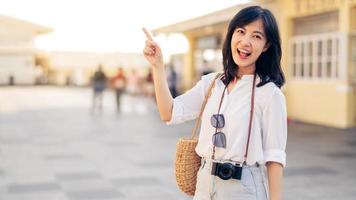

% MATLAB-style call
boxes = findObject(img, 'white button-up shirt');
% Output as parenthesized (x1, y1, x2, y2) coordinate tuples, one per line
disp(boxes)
(167, 72, 287, 167)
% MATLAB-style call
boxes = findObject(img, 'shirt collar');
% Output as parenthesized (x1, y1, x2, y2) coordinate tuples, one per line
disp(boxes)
(240, 74, 255, 81)
(217, 74, 260, 88)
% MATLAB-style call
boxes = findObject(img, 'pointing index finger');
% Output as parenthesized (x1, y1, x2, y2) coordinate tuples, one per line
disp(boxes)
(142, 27, 154, 41)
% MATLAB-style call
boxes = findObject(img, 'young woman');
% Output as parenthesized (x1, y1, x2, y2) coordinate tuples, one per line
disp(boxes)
(143, 5, 287, 200)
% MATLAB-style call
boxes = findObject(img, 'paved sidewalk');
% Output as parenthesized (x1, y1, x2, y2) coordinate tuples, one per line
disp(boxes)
(0, 86, 355, 200)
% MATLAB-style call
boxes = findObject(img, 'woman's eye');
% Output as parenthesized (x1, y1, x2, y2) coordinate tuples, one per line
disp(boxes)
(236, 29, 244, 34)
(253, 35, 261, 39)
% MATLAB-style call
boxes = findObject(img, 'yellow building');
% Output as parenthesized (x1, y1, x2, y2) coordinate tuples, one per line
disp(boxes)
(153, 0, 356, 129)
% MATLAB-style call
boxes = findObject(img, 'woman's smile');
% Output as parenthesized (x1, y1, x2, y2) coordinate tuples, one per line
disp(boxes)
(237, 48, 252, 60)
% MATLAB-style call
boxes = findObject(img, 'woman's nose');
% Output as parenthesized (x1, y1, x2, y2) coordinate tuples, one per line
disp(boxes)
(239, 35, 252, 47)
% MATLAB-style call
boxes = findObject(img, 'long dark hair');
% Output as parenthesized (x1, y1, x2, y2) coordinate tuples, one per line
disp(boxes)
(222, 6, 285, 88)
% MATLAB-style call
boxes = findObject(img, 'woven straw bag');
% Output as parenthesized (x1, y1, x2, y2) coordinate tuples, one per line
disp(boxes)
(175, 73, 221, 196)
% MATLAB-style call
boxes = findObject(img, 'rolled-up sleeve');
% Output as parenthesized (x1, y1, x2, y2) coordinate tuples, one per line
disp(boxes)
(166, 73, 217, 125)
(262, 88, 288, 167)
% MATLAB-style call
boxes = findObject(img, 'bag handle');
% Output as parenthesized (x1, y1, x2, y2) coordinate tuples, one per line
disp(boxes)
(191, 73, 222, 139)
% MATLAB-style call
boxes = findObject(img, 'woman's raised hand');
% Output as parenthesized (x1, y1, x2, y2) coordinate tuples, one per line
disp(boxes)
(142, 28, 173, 121)
(142, 27, 164, 68)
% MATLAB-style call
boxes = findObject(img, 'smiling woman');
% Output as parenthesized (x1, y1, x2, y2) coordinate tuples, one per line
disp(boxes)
(143, 5, 287, 200)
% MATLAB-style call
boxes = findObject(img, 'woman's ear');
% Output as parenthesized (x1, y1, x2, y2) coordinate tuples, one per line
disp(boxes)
(262, 42, 271, 52)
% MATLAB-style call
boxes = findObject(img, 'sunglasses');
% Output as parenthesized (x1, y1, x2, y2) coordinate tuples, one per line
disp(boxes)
(211, 114, 226, 148)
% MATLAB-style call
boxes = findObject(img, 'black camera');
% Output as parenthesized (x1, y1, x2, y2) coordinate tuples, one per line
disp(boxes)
(211, 162, 242, 180)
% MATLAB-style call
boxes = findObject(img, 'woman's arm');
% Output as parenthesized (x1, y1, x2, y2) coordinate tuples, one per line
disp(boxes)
(142, 28, 173, 121)
(261, 88, 287, 199)
(152, 66, 173, 121)
(266, 161, 283, 200)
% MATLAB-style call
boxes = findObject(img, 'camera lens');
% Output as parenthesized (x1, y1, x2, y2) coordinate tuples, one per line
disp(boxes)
(218, 163, 234, 180)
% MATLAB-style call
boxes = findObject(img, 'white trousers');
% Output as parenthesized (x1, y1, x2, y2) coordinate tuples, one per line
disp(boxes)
(193, 158, 268, 200)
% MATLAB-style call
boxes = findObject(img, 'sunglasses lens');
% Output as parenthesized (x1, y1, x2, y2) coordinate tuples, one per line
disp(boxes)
(212, 132, 226, 148)
(211, 114, 225, 129)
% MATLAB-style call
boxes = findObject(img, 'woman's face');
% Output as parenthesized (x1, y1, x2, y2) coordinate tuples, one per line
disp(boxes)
(230, 18, 269, 71)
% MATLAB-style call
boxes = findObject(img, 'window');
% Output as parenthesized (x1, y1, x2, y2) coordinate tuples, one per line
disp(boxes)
(290, 33, 343, 80)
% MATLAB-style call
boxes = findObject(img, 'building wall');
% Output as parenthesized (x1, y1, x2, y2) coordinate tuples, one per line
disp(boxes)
(0, 20, 42, 85)
(351, 4, 356, 126)
(0, 54, 35, 85)
(284, 0, 356, 128)
(351, 10, 356, 127)
(353, 34, 356, 125)
(287, 80, 351, 128)
(293, 11, 339, 35)
(0, 34, 34, 50)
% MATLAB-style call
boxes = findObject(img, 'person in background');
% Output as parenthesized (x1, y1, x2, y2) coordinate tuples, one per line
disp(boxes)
(126, 69, 141, 96)
(144, 68, 155, 99)
(111, 67, 126, 113)
(167, 64, 178, 98)
(201, 59, 214, 76)
(91, 64, 107, 113)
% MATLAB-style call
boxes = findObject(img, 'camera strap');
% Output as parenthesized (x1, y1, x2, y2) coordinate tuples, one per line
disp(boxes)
(211, 73, 257, 165)
(244, 73, 256, 164)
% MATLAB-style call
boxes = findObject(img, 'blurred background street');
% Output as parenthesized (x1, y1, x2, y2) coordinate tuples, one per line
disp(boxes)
(0, 87, 355, 200)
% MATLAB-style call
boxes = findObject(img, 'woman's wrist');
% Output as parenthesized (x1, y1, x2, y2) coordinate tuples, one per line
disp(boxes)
(153, 63, 165, 73)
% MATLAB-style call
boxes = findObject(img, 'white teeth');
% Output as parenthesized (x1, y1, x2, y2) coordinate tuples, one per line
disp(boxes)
(238, 48, 250, 54)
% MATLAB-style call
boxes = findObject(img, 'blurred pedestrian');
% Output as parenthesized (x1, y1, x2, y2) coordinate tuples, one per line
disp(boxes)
(111, 67, 126, 113)
(144, 68, 155, 99)
(201, 59, 214, 76)
(143, 5, 287, 200)
(91, 64, 107, 113)
(126, 69, 140, 96)
(167, 64, 178, 98)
